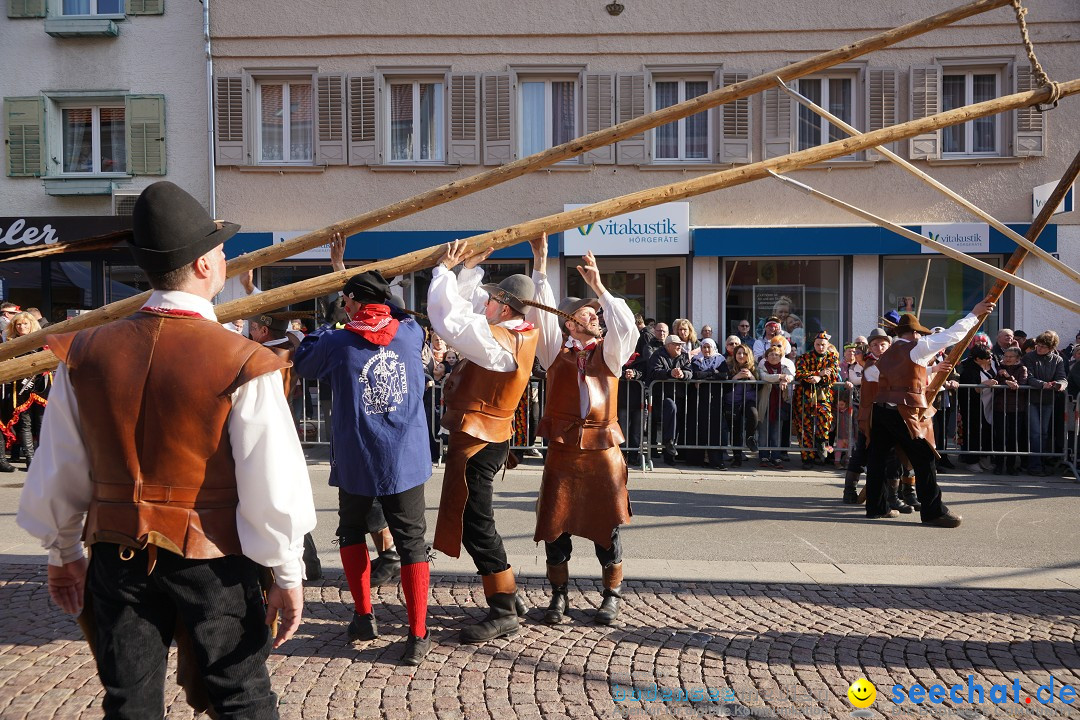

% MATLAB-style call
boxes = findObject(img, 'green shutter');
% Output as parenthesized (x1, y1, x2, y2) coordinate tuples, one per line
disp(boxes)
(126, 94, 166, 175)
(126, 0, 163, 14)
(4, 97, 45, 177)
(8, 0, 45, 18)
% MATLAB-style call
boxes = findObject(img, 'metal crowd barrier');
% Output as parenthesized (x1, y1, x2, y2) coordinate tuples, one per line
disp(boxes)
(293, 375, 1078, 479)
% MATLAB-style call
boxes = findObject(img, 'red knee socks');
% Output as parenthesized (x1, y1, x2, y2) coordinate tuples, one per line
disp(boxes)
(339, 544, 372, 615)
(399, 562, 430, 638)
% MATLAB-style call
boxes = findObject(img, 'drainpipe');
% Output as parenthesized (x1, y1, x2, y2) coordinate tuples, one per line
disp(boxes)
(202, 0, 216, 217)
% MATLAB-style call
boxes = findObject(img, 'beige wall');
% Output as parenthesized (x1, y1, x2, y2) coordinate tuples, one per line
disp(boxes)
(210, 0, 1079, 336)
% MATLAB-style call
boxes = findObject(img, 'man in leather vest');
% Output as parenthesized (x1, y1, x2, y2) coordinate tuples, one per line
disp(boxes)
(865, 298, 995, 527)
(529, 235, 637, 625)
(293, 269, 434, 666)
(427, 239, 540, 643)
(16, 181, 316, 718)
(249, 312, 323, 582)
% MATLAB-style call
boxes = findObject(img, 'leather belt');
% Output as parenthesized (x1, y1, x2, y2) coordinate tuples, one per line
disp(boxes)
(93, 483, 238, 505)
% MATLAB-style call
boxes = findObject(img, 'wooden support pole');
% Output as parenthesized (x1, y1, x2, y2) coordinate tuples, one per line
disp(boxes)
(923, 147, 1080, 404)
(1, 76, 1077, 384)
(776, 78, 1080, 286)
(0, 0, 1017, 362)
(767, 171, 1080, 314)
(917, 258, 933, 318)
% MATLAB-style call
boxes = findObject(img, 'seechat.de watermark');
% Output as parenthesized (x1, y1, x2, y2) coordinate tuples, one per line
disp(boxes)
(847, 675, 1077, 717)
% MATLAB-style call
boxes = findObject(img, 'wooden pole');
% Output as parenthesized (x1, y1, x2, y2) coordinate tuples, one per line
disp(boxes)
(0, 0, 1017, 363)
(922, 147, 1080, 404)
(776, 78, 1080, 286)
(767, 171, 1080, 314)
(2, 80, 1077, 383)
(917, 259, 933, 318)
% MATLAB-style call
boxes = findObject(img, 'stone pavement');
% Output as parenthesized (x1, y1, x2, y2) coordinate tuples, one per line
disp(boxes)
(1, 564, 1079, 719)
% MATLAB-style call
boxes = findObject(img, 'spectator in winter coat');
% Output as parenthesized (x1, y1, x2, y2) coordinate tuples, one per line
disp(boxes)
(1022, 331, 1067, 475)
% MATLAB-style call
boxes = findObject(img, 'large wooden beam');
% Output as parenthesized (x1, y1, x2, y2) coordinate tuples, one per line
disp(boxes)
(2, 77, 1076, 385)
(0, 0, 1016, 362)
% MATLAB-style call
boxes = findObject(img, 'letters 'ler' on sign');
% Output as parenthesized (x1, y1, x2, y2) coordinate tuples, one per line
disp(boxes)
(1032, 181, 1075, 220)
(563, 202, 690, 256)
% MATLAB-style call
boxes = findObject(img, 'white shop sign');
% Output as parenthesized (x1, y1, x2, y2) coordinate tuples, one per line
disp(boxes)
(1032, 180, 1075, 220)
(918, 222, 989, 255)
(562, 202, 690, 256)
(272, 231, 329, 260)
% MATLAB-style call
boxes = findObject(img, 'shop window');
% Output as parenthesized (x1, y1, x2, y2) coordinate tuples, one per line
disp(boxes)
(724, 258, 842, 353)
(105, 262, 151, 303)
(881, 256, 1003, 336)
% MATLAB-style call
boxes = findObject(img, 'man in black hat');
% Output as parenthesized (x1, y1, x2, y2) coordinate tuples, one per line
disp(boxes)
(17, 181, 316, 717)
(864, 299, 995, 528)
(529, 235, 637, 625)
(426, 238, 540, 643)
(293, 266, 434, 665)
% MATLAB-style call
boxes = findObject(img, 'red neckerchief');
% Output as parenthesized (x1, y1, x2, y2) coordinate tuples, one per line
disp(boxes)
(510, 321, 535, 331)
(566, 337, 599, 377)
(140, 306, 204, 318)
(345, 304, 398, 346)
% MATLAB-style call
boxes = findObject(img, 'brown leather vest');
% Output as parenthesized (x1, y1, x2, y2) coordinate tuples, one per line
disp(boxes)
(48, 312, 288, 559)
(875, 339, 927, 408)
(538, 343, 625, 450)
(440, 325, 539, 443)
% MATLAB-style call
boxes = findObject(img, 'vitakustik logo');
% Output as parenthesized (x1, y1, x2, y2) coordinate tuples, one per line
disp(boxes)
(577, 218, 678, 237)
(925, 231, 983, 245)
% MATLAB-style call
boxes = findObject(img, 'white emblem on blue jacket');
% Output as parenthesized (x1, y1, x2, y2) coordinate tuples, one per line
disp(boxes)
(360, 347, 407, 415)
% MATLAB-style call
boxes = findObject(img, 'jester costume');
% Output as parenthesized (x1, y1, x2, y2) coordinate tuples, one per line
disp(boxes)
(793, 347, 838, 463)
(1, 353, 50, 463)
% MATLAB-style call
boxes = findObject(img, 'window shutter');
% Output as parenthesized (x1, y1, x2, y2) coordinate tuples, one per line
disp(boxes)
(583, 73, 615, 165)
(214, 75, 245, 165)
(866, 67, 898, 160)
(7, 0, 45, 17)
(346, 75, 377, 166)
(1013, 66, 1045, 157)
(314, 73, 347, 166)
(4, 96, 45, 177)
(126, 0, 163, 15)
(719, 71, 751, 164)
(449, 73, 480, 165)
(615, 73, 646, 165)
(908, 65, 941, 160)
(126, 94, 166, 175)
(482, 73, 513, 165)
(762, 86, 792, 159)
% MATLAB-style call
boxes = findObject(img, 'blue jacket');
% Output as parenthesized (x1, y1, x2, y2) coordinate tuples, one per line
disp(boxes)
(293, 313, 431, 496)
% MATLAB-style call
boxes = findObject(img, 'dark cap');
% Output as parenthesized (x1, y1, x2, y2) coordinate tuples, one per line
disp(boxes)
(248, 313, 291, 333)
(867, 327, 890, 341)
(129, 181, 239, 274)
(343, 271, 392, 304)
(480, 274, 534, 315)
(557, 296, 600, 318)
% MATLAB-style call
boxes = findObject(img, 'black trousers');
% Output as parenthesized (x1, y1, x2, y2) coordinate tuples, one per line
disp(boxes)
(87, 543, 276, 720)
(865, 406, 948, 521)
(337, 484, 428, 566)
(545, 528, 622, 568)
(461, 440, 512, 576)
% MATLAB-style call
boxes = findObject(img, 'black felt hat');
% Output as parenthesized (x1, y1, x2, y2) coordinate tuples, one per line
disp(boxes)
(129, 182, 239, 274)
(480, 274, 534, 315)
(342, 271, 392, 304)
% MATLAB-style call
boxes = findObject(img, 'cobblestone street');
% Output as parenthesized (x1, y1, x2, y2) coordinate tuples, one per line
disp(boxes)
(1, 565, 1078, 719)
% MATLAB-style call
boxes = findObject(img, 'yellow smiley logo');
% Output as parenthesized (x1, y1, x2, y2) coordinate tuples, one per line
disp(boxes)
(847, 678, 876, 708)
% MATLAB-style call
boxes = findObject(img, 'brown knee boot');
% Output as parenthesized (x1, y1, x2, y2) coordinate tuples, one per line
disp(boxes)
(595, 563, 623, 626)
(460, 568, 520, 643)
(543, 562, 569, 625)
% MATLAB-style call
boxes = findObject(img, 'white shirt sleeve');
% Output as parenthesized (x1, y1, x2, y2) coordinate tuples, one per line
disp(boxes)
(529, 271, 563, 371)
(598, 292, 637, 377)
(456, 265, 487, 314)
(16, 364, 92, 567)
(427, 264, 517, 372)
(909, 313, 980, 366)
(230, 371, 317, 590)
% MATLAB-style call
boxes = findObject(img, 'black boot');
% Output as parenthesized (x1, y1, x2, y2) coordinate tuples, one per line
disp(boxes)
(887, 478, 913, 514)
(401, 632, 431, 666)
(842, 469, 860, 504)
(18, 418, 34, 468)
(543, 562, 569, 625)
(460, 569, 519, 643)
(0, 453, 14, 473)
(595, 563, 623, 626)
(369, 548, 401, 586)
(900, 480, 921, 511)
(303, 533, 322, 581)
(347, 612, 378, 641)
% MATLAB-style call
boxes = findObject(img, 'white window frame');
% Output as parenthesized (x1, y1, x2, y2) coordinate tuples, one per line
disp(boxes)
(254, 77, 314, 166)
(940, 67, 1003, 157)
(384, 77, 445, 164)
(651, 77, 712, 162)
(54, 100, 127, 177)
(516, 76, 580, 160)
(795, 73, 858, 156)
